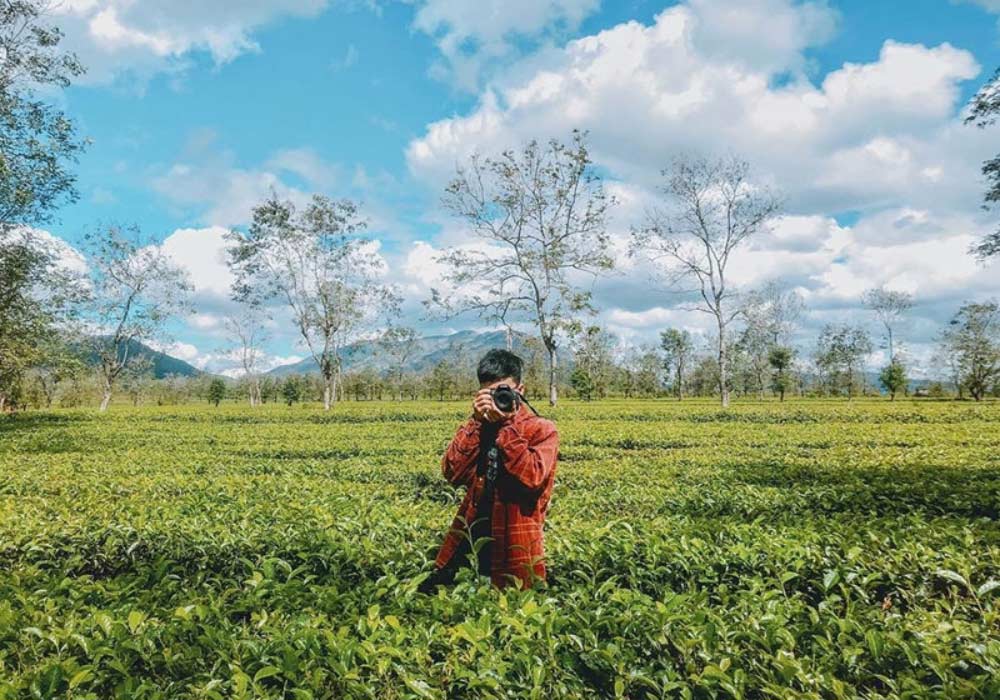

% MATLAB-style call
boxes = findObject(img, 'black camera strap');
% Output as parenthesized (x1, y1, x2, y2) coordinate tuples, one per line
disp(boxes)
(517, 392, 542, 417)
(470, 422, 501, 575)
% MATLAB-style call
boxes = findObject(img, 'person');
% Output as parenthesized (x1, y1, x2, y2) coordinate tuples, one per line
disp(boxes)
(421, 349, 559, 590)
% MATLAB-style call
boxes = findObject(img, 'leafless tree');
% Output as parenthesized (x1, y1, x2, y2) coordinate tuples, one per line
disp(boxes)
(225, 306, 270, 407)
(632, 156, 782, 407)
(84, 224, 192, 411)
(862, 286, 913, 361)
(739, 282, 804, 398)
(379, 325, 418, 401)
(429, 131, 615, 406)
(227, 194, 400, 410)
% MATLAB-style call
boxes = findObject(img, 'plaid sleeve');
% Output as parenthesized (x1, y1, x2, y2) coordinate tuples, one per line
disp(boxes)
(496, 419, 559, 492)
(441, 418, 481, 486)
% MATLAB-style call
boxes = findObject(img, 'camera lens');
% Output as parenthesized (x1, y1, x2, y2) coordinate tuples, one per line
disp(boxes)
(492, 386, 517, 413)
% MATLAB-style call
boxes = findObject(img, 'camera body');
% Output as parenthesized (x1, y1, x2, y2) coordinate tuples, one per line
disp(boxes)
(490, 384, 521, 414)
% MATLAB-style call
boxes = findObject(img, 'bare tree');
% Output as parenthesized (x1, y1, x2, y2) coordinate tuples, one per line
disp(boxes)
(225, 306, 270, 407)
(753, 281, 805, 347)
(428, 131, 615, 406)
(227, 194, 400, 410)
(379, 325, 418, 401)
(862, 286, 913, 361)
(569, 324, 617, 399)
(632, 156, 782, 407)
(739, 282, 804, 399)
(84, 224, 192, 411)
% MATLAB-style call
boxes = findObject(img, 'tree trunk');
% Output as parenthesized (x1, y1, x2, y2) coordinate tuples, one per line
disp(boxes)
(548, 346, 558, 407)
(718, 326, 730, 408)
(323, 377, 333, 410)
(100, 381, 112, 412)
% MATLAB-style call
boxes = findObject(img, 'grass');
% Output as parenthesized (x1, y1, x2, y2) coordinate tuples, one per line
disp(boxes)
(0, 399, 998, 699)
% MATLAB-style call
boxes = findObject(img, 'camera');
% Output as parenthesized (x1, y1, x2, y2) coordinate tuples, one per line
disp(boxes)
(490, 384, 521, 413)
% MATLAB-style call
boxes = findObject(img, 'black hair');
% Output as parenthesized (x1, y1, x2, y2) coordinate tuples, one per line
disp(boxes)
(477, 348, 523, 384)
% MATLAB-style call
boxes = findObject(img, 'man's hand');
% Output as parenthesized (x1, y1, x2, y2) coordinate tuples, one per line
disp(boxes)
(472, 387, 514, 423)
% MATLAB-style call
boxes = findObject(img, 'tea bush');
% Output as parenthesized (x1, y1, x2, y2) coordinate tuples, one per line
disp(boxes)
(0, 399, 998, 699)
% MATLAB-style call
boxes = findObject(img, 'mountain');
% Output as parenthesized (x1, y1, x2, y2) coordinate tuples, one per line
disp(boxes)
(266, 330, 529, 377)
(85, 338, 205, 379)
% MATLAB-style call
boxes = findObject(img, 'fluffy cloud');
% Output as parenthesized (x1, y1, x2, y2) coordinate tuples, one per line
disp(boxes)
(403, 0, 1000, 370)
(407, 6, 984, 212)
(159, 227, 235, 301)
(153, 163, 300, 228)
(685, 0, 838, 73)
(150, 142, 346, 227)
(411, 0, 599, 89)
(51, 0, 334, 84)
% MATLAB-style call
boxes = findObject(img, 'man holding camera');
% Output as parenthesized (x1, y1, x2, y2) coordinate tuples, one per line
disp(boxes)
(422, 349, 559, 590)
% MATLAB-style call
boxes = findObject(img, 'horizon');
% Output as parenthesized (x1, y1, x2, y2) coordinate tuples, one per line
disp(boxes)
(26, 0, 1000, 377)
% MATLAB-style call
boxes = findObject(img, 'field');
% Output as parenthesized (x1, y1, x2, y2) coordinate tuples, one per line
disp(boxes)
(1, 400, 999, 699)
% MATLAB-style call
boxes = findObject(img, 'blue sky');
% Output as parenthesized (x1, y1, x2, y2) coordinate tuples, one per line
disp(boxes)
(40, 0, 1000, 375)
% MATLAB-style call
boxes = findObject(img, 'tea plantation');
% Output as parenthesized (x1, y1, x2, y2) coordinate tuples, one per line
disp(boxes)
(1, 400, 998, 699)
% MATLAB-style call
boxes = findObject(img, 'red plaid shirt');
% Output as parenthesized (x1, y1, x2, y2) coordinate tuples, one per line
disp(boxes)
(434, 404, 559, 588)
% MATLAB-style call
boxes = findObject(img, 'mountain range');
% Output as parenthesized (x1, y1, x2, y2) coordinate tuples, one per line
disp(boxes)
(85, 338, 206, 379)
(82, 330, 522, 380)
(265, 329, 524, 377)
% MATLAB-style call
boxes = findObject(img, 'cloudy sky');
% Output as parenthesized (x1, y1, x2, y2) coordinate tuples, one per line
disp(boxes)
(40, 0, 1000, 375)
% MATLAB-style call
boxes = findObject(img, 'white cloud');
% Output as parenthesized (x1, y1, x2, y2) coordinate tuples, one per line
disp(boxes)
(267, 148, 342, 190)
(13, 227, 89, 276)
(147, 339, 201, 363)
(407, 7, 984, 213)
(189, 312, 224, 330)
(51, 0, 334, 84)
(152, 161, 306, 228)
(411, 0, 600, 89)
(404, 0, 1000, 373)
(686, 0, 838, 73)
(150, 145, 409, 233)
(159, 227, 235, 300)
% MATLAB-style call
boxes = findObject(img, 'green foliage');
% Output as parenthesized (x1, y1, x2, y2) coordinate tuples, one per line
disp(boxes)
(768, 346, 795, 401)
(815, 325, 874, 398)
(569, 367, 594, 400)
(0, 0, 87, 229)
(0, 230, 86, 408)
(661, 328, 694, 399)
(282, 376, 303, 406)
(965, 67, 1000, 260)
(940, 301, 1000, 401)
(207, 378, 227, 407)
(879, 360, 908, 401)
(1, 399, 998, 698)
